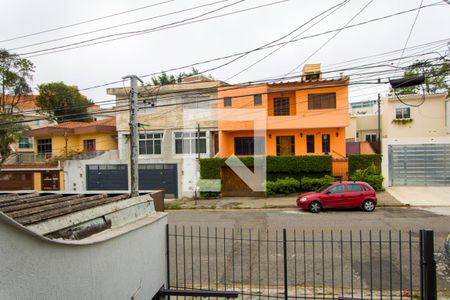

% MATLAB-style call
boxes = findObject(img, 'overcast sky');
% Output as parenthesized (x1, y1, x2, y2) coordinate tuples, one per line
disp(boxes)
(1, 0, 449, 106)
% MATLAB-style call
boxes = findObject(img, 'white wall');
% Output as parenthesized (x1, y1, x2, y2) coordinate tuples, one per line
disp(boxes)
(0, 211, 167, 300)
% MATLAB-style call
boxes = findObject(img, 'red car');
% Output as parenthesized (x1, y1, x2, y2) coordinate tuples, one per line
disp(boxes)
(296, 181, 377, 213)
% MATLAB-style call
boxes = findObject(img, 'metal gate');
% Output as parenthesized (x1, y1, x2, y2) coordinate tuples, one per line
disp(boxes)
(389, 144, 450, 186)
(139, 164, 178, 198)
(166, 226, 438, 299)
(86, 164, 128, 190)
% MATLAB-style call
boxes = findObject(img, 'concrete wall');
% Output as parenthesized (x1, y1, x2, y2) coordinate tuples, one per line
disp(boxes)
(381, 136, 450, 187)
(381, 94, 448, 139)
(0, 211, 167, 300)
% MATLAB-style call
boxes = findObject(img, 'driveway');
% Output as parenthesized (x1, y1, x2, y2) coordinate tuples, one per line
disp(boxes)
(386, 186, 450, 206)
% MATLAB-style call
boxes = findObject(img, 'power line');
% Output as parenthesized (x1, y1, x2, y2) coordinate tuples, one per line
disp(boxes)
(0, 0, 175, 44)
(19, 0, 287, 58)
(223, 0, 351, 81)
(21, 0, 442, 59)
(287, 0, 375, 75)
(395, 0, 424, 73)
(7, 0, 232, 51)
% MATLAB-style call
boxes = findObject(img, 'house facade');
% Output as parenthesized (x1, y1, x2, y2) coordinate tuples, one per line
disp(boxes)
(217, 66, 349, 161)
(102, 75, 226, 198)
(0, 117, 118, 192)
(380, 93, 450, 186)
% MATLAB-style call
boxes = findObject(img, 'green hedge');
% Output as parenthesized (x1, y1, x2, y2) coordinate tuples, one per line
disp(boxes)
(349, 164, 384, 190)
(348, 154, 382, 175)
(265, 175, 335, 195)
(199, 156, 332, 179)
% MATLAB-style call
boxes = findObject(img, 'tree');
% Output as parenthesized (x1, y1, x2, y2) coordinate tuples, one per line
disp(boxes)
(0, 49, 34, 165)
(36, 82, 94, 123)
(0, 49, 35, 112)
(151, 67, 200, 85)
(391, 60, 449, 96)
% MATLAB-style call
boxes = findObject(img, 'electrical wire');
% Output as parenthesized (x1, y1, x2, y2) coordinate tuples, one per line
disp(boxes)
(0, 0, 175, 44)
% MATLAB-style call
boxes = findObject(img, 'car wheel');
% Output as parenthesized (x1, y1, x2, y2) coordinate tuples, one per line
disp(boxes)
(309, 201, 322, 213)
(362, 200, 376, 212)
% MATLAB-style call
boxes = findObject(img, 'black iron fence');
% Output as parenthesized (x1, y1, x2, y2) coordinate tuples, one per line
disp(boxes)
(165, 225, 436, 299)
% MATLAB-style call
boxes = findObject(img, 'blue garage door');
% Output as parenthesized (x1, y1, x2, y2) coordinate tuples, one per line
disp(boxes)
(86, 164, 128, 191)
(139, 164, 178, 198)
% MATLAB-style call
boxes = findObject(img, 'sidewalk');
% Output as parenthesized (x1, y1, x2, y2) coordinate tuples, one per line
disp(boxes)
(166, 191, 404, 210)
(386, 186, 450, 207)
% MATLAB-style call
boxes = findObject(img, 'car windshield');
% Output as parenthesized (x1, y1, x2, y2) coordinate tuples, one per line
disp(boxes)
(316, 183, 332, 192)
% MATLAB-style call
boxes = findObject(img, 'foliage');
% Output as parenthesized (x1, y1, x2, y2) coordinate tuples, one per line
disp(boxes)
(199, 156, 332, 179)
(265, 175, 336, 195)
(0, 113, 28, 165)
(197, 178, 221, 198)
(166, 201, 181, 210)
(265, 177, 300, 195)
(392, 118, 413, 125)
(151, 67, 200, 85)
(348, 154, 381, 175)
(300, 175, 335, 192)
(0, 49, 35, 113)
(36, 82, 94, 123)
(390, 60, 449, 96)
(0, 50, 34, 165)
(349, 163, 384, 191)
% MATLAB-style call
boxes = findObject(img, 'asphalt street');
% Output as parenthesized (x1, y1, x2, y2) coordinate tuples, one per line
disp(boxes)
(167, 207, 450, 297)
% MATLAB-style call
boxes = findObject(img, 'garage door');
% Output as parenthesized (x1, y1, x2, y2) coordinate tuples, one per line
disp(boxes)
(139, 164, 178, 198)
(0, 172, 34, 191)
(389, 144, 450, 186)
(86, 164, 128, 191)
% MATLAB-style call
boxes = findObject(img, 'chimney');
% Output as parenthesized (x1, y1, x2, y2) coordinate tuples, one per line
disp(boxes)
(302, 64, 322, 82)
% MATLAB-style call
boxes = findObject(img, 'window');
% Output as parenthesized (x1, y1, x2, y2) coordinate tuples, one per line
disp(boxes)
(37, 138, 52, 157)
(174, 132, 206, 154)
(363, 184, 372, 191)
(234, 137, 265, 155)
(365, 133, 377, 143)
(308, 93, 336, 110)
(83, 139, 96, 152)
(322, 134, 330, 153)
(224, 97, 232, 107)
(139, 133, 162, 155)
(395, 107, 410, 119)
(348, 183, 363, 192)
(328, 184, 345, 194)
(254, 94, 262, 105)
(18, 137, 33, 149)
(306, 135, 315, 153)
(273, 98, 290, 116)
(276, 136, 295, 156)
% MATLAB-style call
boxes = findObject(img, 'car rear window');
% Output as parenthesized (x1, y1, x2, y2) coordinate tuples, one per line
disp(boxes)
(362, 184, 372, 191)
(348, 183, 363, 192)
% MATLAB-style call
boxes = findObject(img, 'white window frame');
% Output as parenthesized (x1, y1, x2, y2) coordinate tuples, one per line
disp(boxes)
(364, 132, 377, 143)
(139, 132, 164, 156)
(395, 105, 411, 120)
(173, 130, 208, 156)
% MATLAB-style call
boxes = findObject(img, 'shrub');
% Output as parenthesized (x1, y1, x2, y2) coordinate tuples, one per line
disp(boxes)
(348, 154, 382, 175)
(265, 177, 300, 195)
(300, 175, 335, 191)
(349, 163, 384, 190)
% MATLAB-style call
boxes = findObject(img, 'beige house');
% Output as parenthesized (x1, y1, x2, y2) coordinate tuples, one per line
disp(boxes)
(380, 93, 450, 186)
(98, 75, 226, 198)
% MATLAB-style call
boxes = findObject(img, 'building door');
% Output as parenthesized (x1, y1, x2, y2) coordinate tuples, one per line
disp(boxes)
(0, 172, 34, 191)
(276, 136, 294, 156)
(41, 171, 60, 191)
(389, 144, 450, 186)
(139, 164, 178, 198)
(86, 164, 128, 191)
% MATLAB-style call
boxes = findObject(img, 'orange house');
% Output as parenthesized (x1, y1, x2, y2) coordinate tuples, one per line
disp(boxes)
(217, 65, 349, 162)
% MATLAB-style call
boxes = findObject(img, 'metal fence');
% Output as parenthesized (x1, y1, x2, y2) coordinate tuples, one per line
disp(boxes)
(165, 225, 436, 299)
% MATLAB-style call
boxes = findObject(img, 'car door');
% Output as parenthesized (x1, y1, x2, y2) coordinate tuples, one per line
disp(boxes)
(346, 183, 365, 207)
(322, 184, 346, 208)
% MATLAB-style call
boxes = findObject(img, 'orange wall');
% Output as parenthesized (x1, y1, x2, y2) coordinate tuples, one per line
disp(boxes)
(218, 127, 346, 159)
(217, 81, 349, 158)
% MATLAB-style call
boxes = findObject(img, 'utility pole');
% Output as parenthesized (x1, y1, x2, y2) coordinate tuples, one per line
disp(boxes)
(377, 93, 381, 154)
(123, 75, 143, 197)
